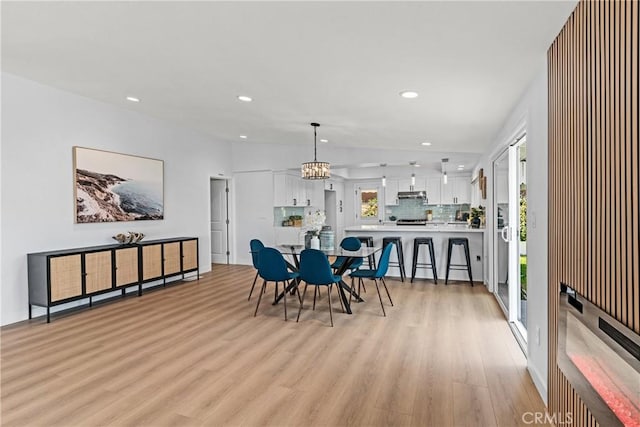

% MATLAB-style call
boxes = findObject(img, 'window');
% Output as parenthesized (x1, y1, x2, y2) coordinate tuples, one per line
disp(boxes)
(360, 189, 378, 218)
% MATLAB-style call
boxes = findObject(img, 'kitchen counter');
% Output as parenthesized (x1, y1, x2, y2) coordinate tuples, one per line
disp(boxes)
(345, 225, 484, 283)
(345, 224, 485, 233)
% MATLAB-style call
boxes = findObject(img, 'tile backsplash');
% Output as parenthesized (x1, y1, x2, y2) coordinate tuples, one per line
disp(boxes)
(385, 199, 470, 222)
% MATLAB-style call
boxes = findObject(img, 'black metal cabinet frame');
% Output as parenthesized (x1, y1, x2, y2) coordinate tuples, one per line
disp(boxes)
(27, 237, 199, 323)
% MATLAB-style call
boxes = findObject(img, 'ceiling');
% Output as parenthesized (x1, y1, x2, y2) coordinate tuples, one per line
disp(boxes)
(2, 1, 577, 159)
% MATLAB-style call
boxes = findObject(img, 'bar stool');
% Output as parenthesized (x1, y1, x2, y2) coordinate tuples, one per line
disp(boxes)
(356, 236, 376, 269)
(382, 237, 406, 282)
(445, 238, 473, 286)
(411, 237, 438, 284)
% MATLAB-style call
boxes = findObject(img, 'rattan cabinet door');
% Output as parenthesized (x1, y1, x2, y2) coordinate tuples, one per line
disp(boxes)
(115, 247, 139, 286)
(142, 244, 162, 280)
(50, 255, 82, 302)
(182, 240, 198, 271)
(85, 251, 113, 294)
(163, 242, 181, 275)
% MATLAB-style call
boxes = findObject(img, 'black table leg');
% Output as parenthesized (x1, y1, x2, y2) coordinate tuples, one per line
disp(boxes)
(274, 252, 300, 305)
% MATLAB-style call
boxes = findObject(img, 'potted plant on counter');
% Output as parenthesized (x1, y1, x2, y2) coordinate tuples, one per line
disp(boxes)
(469, 206, 485, 228)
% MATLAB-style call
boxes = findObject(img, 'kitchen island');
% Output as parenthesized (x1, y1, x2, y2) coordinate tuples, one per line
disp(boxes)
(345, 224, 485, 283)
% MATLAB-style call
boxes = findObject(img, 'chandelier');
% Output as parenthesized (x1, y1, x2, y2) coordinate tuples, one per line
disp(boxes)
(301, 122, 330, 180)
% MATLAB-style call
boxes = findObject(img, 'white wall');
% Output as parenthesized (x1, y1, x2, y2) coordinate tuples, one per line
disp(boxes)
(476, 65, 549, 402)
(1, 73, 232, 325)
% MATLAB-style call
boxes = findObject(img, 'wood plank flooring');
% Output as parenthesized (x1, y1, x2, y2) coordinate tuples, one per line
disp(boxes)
(1, 264, 548, 426)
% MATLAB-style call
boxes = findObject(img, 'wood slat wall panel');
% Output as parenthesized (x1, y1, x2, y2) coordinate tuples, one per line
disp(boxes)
(548, 0, 638, 425)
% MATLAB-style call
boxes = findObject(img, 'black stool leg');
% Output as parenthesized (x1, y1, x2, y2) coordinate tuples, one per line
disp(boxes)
(445, 241, 452, 285)
(411, 241, 419, 283)
(429, 240, 438, 284)
(464, 241, 473, 286)
(397, 244, 406, 282)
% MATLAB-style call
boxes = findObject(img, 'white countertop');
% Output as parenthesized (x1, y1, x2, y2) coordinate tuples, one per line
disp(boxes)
(345, 224, 485, 233)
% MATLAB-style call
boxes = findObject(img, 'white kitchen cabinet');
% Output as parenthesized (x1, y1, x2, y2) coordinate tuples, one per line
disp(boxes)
(397, 178, 412, 192)
(425, 177, 442, 205)
(273, 172, 305, 206)
(441, 176, 471, 204)
(304, 180, 324, 208)
(383, 179, 399, 205)
(453, 176, 471, 204)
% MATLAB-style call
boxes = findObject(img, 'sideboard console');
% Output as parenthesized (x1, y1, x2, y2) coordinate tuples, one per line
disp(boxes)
(28, 237, 199, 323)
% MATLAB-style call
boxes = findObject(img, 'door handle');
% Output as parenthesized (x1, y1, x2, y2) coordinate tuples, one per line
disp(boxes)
(501, 226, 510, 242)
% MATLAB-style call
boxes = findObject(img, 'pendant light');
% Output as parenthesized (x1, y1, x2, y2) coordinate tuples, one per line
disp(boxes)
(442, 158, 449, 184)
(301, 123, 330, 180)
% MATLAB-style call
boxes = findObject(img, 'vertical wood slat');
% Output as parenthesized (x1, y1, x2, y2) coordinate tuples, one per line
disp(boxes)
(548, 0, 639, 424)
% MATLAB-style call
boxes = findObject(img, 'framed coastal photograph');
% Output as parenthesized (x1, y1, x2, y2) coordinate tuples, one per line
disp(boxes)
(73, 147, 164, 223)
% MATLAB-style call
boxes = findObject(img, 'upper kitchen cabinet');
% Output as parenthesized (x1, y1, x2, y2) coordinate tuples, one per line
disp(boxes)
(441, 176, 471, 204)
(383, 179, 399, 205)
(398, 177, 426, 192)
(273, 172, 303, 207)
(425, 177, 442, 205)
(304, 180, 325, 208)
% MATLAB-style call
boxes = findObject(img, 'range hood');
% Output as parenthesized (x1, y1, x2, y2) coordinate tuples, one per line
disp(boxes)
(398, 191, 426, 199)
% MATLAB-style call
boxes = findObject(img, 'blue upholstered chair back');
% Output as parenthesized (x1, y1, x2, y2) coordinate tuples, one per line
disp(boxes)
(340, 237, 362, 251)
(250, 239, 265, 269)
(300, 249, 338, 286)
(257, 247, 291, 282)
(375, 243, 395, 278)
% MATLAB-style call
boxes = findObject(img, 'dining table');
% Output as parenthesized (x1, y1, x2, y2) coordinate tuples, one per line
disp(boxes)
(276, 244, 382, 315)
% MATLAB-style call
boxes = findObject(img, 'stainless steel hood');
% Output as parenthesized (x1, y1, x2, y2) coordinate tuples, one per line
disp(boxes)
(397, 191, 426, 199)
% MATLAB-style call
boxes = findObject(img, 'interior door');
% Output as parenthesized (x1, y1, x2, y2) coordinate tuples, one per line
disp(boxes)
(210, 178, 229, 264)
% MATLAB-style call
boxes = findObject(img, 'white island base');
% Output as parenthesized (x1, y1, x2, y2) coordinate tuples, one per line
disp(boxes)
(345, 225, 485, 284)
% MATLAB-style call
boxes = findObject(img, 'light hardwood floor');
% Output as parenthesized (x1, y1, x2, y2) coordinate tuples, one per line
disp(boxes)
(1, 264, 548, 426)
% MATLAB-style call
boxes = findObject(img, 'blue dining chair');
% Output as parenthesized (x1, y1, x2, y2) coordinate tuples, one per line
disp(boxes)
(350, 243, 395, 316)
(331, 237, 364, 273)
(248, 239, 265, 301)
(254, 247, 300, 321)
(297, 249, 343, 327)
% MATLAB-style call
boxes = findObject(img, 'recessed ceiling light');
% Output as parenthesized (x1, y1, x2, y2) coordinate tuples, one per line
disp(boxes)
(126, 96, 140, 102)
(458, 165, 465, 168)
(400, 91, 418, 99)
(239, 135, 247, 139)
(414, 164, 421, 167)
(421, 142, 432, 146)
(237, 95, 252, 102)
(320, 139, 328, 143)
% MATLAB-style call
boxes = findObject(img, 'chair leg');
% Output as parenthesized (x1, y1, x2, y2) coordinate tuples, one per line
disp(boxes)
(411, 243, 418, 283)
(248, 271, 259, 300)
(283, 281, 287, 321)
(296, 283, 309, 322)
(381, 277, 394, 306)
(313, 286, 318, 310)
(254, 280, 267, 317)
(398, 244, 406, 282)
(373, 279, 386, 317)
(295, 281, 302, 304)
(327, 285, 334, 327)
(429, 242, 438, 284)
(274, 282, 278, 303)
(445, 242, 452, 284)
(464, 242, 474, 286)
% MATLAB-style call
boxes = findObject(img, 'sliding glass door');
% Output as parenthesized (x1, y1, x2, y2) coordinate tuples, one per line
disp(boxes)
(493, 136, 527, 341)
